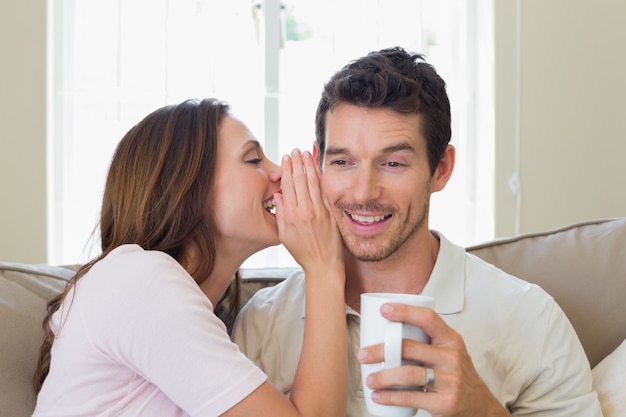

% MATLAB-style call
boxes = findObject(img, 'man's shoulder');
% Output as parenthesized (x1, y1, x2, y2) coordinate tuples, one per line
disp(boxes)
(465, 250, 545, 293)
(233, 269, 306, 350)
(241, 268, 306, 314)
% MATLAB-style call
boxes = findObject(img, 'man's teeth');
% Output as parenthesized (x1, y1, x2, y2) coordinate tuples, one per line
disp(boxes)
(264, 199, 277, 214)
(349, 213, 387, 223)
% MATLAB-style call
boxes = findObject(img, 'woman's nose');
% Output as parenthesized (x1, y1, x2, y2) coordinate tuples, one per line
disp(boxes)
(267, 161, 282, 183)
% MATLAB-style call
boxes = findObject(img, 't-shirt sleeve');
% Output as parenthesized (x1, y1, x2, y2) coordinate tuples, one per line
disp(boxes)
(79, 247, 267, 416)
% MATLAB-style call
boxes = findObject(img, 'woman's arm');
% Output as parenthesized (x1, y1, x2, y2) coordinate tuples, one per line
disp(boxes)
(223, 149, 347, 417)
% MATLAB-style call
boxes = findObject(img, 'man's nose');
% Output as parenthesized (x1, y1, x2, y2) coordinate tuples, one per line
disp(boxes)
(351, 168, 381, 203)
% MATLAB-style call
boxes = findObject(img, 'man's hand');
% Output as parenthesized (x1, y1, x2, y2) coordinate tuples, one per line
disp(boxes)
(358, 303, 512, 417)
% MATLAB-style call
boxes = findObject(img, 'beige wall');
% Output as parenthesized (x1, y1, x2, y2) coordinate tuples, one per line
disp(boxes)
(1, 1, 625, 262)
(0, 0, 48, 263)
(495, 0, 626, 236)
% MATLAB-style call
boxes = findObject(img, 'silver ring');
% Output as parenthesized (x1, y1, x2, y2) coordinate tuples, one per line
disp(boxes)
(423, 367, 435, 391)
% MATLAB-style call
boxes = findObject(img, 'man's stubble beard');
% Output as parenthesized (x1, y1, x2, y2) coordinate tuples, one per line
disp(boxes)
(338, 199, 430, 263)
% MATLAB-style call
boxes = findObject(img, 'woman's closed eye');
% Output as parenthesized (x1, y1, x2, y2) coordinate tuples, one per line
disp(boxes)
(246, 157, 263, 165)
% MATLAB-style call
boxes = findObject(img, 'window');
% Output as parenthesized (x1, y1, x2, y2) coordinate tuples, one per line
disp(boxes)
(49, 0, 494, 267)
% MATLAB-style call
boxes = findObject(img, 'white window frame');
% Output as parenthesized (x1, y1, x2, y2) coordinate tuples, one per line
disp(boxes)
(48, 0, 494, 267)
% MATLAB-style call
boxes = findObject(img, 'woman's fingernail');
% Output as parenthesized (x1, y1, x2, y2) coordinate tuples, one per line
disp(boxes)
(371, 390, 380, 400)
(357, 348, 367, 362)
(291, 148, 301, 156)
(381, 303, 393, 315)
(302, 150, 311, 158)
(282, 154, 290, 162)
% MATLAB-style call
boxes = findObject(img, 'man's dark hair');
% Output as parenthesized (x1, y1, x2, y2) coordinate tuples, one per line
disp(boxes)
(314, 46, 451, 174)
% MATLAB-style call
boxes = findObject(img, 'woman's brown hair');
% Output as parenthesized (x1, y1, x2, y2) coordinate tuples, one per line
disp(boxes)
(33, 98, 242, 393)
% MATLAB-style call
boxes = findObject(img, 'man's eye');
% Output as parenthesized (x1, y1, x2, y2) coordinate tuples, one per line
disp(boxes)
(385, 161, 404, 168)
(330, 159, 348, 166)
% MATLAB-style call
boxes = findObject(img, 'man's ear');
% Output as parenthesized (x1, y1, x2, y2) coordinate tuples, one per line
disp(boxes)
(312, 142, 321, 164)
(431, 144, 455, 193)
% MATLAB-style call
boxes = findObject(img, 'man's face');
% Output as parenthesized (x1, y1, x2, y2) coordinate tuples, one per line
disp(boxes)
(319, 104, 438, 262)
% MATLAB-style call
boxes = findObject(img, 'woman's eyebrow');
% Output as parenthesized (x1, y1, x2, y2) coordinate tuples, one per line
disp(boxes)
(241, 139, 262, 150)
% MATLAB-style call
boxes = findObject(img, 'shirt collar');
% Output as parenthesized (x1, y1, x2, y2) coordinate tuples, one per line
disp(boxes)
(421, 231, 465, 315)
(302, 231, 466, 318)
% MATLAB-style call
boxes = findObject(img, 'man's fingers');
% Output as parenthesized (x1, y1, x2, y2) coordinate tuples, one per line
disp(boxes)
(379, 303, 453, 345)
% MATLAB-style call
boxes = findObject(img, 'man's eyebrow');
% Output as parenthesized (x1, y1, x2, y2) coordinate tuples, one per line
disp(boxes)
(381, 142, 416, 154)
(324, 146, 349, 156)
(325, 142, 415, 156)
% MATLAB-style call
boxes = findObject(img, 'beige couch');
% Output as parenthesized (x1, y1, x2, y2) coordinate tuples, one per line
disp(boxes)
(2, 218, 625, 416)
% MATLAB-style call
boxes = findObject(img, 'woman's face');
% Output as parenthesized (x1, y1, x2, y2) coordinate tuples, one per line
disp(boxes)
(211, 114, 282, 261)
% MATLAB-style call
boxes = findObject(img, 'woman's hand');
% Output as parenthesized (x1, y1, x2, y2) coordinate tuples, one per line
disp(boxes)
(274, 149, 344, 275)
(273, 148, 348, 417)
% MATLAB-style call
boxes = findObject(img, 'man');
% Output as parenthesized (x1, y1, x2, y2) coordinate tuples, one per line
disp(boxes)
(233, 47, 602, 416)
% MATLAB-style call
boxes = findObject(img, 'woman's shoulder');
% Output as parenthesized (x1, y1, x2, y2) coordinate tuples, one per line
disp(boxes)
(76, 244, 211, 333)
(104, 243, 179, 266)
(79, 244, 194, 302)
(93, 244, 186, 278)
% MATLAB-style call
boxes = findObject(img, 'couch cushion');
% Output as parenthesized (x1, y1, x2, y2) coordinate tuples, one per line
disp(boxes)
(0, 262, 74, 417)
(592, 337, 626, 417)
(467, 218, 626, 368)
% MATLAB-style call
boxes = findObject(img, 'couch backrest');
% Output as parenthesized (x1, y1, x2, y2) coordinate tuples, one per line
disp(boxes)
(0, 262, 74, 417)
(467, 218, 626, 368)
(1, 218, 624, 417)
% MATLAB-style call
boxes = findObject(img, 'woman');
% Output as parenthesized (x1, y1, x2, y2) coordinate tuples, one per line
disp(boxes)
(32, 98, 347, 416)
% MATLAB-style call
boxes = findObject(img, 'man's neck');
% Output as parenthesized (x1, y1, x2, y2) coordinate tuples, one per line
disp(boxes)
(344, 232, 440, 312)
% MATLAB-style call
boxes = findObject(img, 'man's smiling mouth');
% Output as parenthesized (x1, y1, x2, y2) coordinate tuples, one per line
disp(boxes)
(348, 213, 391, 224)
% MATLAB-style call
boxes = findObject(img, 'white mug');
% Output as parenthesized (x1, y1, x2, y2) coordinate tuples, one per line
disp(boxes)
(360, 293, 435, 417)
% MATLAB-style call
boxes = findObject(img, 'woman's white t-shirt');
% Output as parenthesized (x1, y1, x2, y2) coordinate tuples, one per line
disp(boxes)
(33, 244, 266, 417)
